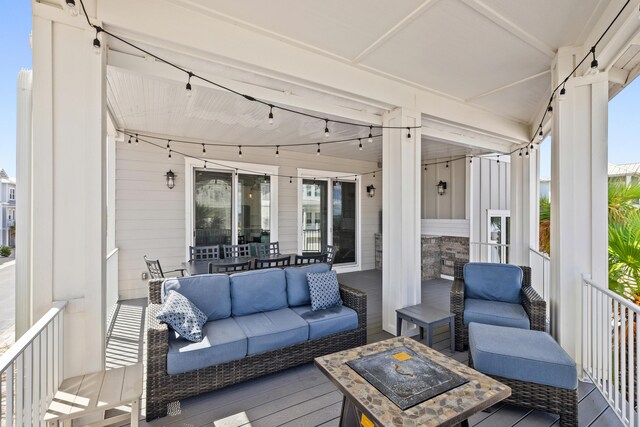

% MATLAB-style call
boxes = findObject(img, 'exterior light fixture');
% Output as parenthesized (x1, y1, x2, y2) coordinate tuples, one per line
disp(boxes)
(165, 170, 176, 189)
(366, 185, 376, 198)
(437, 180, 447, 196)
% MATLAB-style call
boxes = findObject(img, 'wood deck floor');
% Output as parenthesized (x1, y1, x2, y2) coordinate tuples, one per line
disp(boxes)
(107, 270, 621, 427)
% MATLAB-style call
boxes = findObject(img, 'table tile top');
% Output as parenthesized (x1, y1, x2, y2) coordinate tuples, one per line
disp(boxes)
(314, 337, 510, 427)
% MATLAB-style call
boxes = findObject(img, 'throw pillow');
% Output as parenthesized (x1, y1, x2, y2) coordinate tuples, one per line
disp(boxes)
(156, 290, 208, 342)
(307, 270, 342, 311)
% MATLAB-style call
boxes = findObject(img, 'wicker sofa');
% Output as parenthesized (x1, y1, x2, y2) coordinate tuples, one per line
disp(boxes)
(145, 264, 367, 420)
(450, 261, 546, 351)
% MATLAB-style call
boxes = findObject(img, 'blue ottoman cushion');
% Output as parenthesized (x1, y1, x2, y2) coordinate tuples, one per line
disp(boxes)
(464, 263, 523, 304)
(234, 308, 309, 355)
(464, 298, 530, 329)
(291, 305, 358, 339)
(469, 323, 577, 390)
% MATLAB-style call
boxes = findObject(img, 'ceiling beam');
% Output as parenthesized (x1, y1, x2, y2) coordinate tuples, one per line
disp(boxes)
(466, 70, 550, 103)
(351, 0, 440, 63)
(459, 0, 556, 59)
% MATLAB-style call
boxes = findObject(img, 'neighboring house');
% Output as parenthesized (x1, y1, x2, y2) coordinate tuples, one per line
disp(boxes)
(541, 163, 640, 200)
(0, 169, 16, 247)
(540, 177, 551, 200)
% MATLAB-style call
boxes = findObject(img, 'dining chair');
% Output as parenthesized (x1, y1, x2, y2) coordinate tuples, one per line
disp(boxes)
(257, 241, 280, 257)
(323, 245, 336, 268)
(254, 255, 291, 270)
(189, 245, 220, 261)
(209, 260, 252, 274)
(144, 255, 185, 279)
(223, 244, 251, 258)
(294, 253, 328, 265)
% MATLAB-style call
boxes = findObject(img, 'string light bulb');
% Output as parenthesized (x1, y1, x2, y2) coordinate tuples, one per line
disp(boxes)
(358, 139, 363, 151)
(168, 149, 172, 159)
(525, 148, 530, 158)
(324, 120, 330, 138)
(317, 143, 321, 155)
(469, 157, 473, 164)
(289, 176, 292, 184)
(519, 149, 523, 157)
(275, 146, 280, 158)
(530, 143, 535, 150)
(93, 28, 102, 55)
(203, 161, 207, 169)
(166, 140, 171, 151)
(590, 46, 599, 70)
(127, 135, 132, 144)
(202, 144, 206, 153)
(66, 0, 78, 16)
(547, 104, 553, 112)
(268, 106, 274, 125)
(446, 161, 449, 168)
(135, 134, 138, 144)
(497, 157, 500, 164)
(560, 82, 567, 96)
(186, 72, 193, 97)
(368, 126, 373, 143)
(238, 145, 242, 158)
(407, 127, 412, 139)
(538, 130, 543, 141)
(373, 172, 376, 180)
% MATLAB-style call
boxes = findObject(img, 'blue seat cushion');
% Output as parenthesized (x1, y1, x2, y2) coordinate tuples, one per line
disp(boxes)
(233, 308, 309, 355)
(230, 269, 287, 316)
(464, 298, 530, 329)
(469, 323, 577, 390)
(284, 263, 330, 306)
(162, 274, 231, 321)
(291, 305, 358, 339)
(464, 263, 523, 304)
(167, 317, 247, 375)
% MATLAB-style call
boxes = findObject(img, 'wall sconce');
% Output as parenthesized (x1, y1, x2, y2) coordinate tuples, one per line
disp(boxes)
(437, 180, 447, 196)
(366, 185, 376, 198)
(165, 170, 176, 189)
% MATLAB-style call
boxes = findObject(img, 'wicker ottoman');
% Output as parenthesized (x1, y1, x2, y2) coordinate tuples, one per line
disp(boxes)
(468, 323, 578, 427)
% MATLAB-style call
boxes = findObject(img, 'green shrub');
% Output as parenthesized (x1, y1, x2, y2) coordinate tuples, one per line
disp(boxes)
(0, 246, 11, 257)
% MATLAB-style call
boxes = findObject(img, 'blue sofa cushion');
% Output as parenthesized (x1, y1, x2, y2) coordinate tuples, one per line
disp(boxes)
(230, 269, 287, 316)
(464, 298, 530, 329)
(308, 271, 342, 311)
(162, 274, 231, 321)
(284, 263, 330, 306)
(469, 323, 577, 390)
(167, 317, 247, 375)
(156, 290, 208, 342)
(464, 263, 523, 304)
(233, 308, 309, 355)
(291, 305, 358, 339)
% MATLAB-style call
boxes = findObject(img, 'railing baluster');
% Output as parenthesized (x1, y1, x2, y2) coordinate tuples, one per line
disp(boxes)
(16, 354, 22, 427)
(24, 343, 31, 427)
(622, 305, 627, 421)
(7, 361, 14, 427)
(615, 300, 620, 412)
(629, 310, 635, 427)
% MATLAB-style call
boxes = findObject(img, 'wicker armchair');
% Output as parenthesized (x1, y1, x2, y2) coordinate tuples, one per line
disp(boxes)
(146, 278, 367, 420)
(450, 261, 546, 351)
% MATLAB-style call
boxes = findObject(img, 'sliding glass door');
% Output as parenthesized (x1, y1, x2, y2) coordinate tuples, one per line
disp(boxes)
(332, 180, 356, 264)
(301, 180, 328, 252)
(194, 171, 233, 246)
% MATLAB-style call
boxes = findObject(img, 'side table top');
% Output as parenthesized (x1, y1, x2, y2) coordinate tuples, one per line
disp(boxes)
(396, 303, 454, 323)
(314, 336, 509, 427)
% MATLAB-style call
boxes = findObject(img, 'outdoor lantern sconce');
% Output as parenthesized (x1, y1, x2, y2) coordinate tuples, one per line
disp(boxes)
(165, 170, 176, 189)
(437, 180, 447, 196)
(367, 185, 376, 198)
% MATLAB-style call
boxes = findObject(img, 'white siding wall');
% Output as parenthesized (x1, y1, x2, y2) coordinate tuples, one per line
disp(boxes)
(116, 141, 381, 300)
(470, 157, 511, 244)
(422, 158, 466, 219)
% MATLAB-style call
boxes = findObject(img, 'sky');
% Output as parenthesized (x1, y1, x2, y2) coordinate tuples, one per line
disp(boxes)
(0, 4, 637, 179)
(0, 1, 32, 178)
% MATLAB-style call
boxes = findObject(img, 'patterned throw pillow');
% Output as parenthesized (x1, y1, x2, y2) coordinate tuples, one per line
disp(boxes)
(307, 271, 342, 311)
(156, 290, 208, 342)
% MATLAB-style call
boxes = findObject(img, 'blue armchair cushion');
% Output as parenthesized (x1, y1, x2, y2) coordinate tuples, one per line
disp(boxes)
(464, 263, 523, 304)
(284, 263, 330, 306)
(162, 274, 231, 321)
(156, 290, 208, 342)
(233, 308, 309, 355)
(230, 269, 287, 316)
(307, 270, 342, 311)
(469, 323, 577, 390)
(464, 298, 530, 329)
(291, 305, 358, 339)
(167, 317, 247, 374)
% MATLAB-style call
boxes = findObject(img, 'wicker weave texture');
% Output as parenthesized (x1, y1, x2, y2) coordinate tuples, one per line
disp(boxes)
(451, 262, 546, 351)
(146, 283, 367, 420)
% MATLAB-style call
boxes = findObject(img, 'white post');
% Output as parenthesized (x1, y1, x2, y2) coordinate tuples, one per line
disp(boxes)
(382, 108, 421, 335)
(31, 7, 107, 376)
(550, 48, 608, 369)
(510, 146, 539, 265)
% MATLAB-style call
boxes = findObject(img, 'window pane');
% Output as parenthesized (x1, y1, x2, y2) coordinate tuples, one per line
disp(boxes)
(237, 174, 270, 244)
(333, 181, 356, 264)
(194, 171, 232, 246)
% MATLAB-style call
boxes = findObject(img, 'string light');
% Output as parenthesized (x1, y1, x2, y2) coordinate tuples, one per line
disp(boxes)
(128, 135, 132, 144)
(368, 126, 373, 143)
(268, 106, 274, 125)
(538, 130, 543, 141)
(373, 172, 376, 180)
(275, 146, 280, 158)
(525, 148, 530, 158)
(238, 145, 242, 158)
(497, 157, 500, 164)
(135, 134, 138, 144)
(324, 120, 330, 138)
(289, 176, 292, 184)
(202, 143, 206, 153)
(469, 157, 473, 164)
(519, 149, 522, 157)
(590, 46, 599, 70)
(530, 143, 535, 150)
(168, 149, 172, 158)
(317, 143, 321, 155)
(92, 27, 101, 55)
(66, 0, 78, 16)
(186, 72, 193, 97)
(203, 161, 207, 168)
(406, 127, 412, 139)
(358, 139, 363, 151)
(166, 140, 171, 151)
(560, 81, 567, 96)
(446, 161, 449, 168)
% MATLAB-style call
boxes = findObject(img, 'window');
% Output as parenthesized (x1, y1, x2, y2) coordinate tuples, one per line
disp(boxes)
(9, 188, 14, 200)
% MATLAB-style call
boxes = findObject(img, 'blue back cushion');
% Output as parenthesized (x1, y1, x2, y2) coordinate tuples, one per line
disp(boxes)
(463, 263, 523, 304)
(230, 269, 288, 316)
(284, 263, 331, 306)
(162, 274, 231, 321)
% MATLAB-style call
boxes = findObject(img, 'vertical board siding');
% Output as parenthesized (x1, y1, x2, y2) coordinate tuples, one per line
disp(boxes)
(422, 158, 466, 220)
(471, 157, 511, 243)
(116, 142, 381, 299)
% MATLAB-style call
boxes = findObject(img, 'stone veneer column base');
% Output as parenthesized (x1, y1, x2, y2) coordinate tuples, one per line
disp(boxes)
(421, 235, 470, 279)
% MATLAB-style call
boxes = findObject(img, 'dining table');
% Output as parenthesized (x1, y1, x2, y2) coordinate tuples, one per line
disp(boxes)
(182, 253, 297, 275)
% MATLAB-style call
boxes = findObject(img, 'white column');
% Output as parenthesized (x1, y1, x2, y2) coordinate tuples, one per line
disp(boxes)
(509, 147, 539, 265)
(550, 48, 608, 367)
(382, 108, 421, 335)
(31, 9, 107, 375)
(15, 69, 33, 338)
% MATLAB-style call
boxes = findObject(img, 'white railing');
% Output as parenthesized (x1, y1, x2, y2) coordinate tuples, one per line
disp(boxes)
(0, 301, 66, 427)
(469, 242, 509, 264)
(582, 275, 639, 426)
(529, 248, 551, 322)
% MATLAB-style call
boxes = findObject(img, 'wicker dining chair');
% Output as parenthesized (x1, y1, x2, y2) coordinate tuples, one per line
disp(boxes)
(294, 253, 328, 265)
(209, 260, 252, 274)
(323, 245, 336, 268)
(189, 245, 221, 261)
(223, 244, 251, 258)
(144, 255, 185, 279)
(257, 242, 280, 257)
(254, 255, 291, 270)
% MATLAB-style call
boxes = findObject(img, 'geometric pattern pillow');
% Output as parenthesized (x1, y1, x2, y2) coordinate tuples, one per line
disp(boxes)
(156, 290, 208, 342)
(307, 270, 342, 312)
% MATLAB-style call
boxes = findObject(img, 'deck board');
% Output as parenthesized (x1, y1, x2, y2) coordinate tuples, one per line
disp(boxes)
(107, 269, 621, 427)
